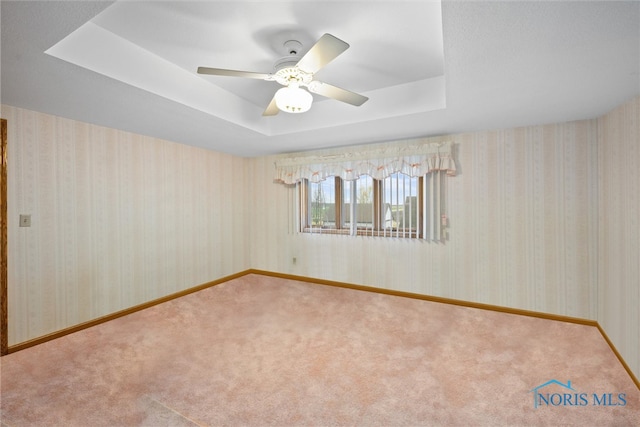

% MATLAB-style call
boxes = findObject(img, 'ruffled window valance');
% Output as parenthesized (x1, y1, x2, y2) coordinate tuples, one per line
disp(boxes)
(274, 140, 456, 184)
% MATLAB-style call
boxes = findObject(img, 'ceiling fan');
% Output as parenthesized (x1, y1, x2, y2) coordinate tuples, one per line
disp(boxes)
(197, 33, 369, 116)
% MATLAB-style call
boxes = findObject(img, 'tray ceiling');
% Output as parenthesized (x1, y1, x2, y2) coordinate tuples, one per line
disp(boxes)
(2, 1, 638, 156)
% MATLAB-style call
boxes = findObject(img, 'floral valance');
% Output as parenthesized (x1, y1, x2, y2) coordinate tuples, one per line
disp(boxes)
(274, 139, 456, 184)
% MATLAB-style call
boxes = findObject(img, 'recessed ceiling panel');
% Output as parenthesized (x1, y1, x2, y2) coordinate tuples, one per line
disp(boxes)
(44, 0, 446, 134)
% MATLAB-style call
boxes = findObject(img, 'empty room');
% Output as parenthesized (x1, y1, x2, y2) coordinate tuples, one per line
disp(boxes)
(1, 1, 639, 425)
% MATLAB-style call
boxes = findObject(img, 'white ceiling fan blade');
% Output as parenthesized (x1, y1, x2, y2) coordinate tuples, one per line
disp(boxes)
(197, 67, 272, 80)
(262, 96, 279, 116)
(308, 81, 368, 107)
(295, 33, 349, 74)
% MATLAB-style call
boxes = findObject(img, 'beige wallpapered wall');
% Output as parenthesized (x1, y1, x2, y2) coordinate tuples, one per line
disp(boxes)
(4, 105, 249, 344)
(249, 120, 599, 318)
(597, 96, 640, 383)
(3, 96, 639, 380)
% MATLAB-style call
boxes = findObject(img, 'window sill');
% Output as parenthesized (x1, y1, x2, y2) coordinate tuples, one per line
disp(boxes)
(302, 227, 419, 239)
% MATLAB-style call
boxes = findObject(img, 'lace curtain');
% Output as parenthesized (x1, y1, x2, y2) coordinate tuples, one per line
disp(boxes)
(274, 140, 456, 184)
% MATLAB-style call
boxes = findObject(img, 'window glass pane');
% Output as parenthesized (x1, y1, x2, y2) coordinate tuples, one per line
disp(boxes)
(358, 175, 374, 230)
(302, 173, 420, 237)
(347, 175, 374, 230)
(341, 179, 352, 229)
(309, 178, 336, 228)
(382, 173, 418, 232)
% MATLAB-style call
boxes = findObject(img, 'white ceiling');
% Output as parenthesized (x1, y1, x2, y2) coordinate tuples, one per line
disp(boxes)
(2, 1, 639, 157)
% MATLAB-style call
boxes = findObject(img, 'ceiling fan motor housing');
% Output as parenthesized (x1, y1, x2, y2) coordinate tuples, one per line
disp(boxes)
(274, 56, 300, 72)
(274, 66, 313, 86)
(273, 39, 311, 84)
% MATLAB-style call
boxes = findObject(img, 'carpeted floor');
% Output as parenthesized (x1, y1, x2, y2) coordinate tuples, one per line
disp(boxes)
(1, 274, 638, 426)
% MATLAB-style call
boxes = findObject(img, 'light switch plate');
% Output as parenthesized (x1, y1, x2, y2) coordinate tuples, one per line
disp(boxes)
(19, 214, 31, 227)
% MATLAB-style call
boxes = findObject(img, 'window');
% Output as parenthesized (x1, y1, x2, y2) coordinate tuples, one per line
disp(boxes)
(300, 173, 423, 238)
(275, 140, 455, 241)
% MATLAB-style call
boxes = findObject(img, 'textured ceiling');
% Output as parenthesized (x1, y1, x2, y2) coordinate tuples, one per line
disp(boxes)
(1, 1, 639, 157)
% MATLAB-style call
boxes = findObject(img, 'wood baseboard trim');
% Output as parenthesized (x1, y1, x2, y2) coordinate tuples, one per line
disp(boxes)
(248, 269, 640, 391)
(248, 269, 597, 325)
(595, 323, 640, 391)
(6, 268, 638, 391)
(7, 270, 252, 354)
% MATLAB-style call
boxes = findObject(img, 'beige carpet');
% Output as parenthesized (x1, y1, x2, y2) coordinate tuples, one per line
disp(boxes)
(1, 274, 638, 426)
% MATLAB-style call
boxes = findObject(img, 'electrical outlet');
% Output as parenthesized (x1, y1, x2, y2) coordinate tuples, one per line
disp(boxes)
(19, 214, 31, 227)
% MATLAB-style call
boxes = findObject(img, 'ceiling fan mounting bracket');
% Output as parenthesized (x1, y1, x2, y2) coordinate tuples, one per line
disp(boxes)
(282, 40, 303, 56)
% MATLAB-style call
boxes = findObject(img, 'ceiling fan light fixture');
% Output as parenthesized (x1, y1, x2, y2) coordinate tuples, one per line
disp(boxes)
(275, 84, 313, 114)
(197, 33, 367, 116)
